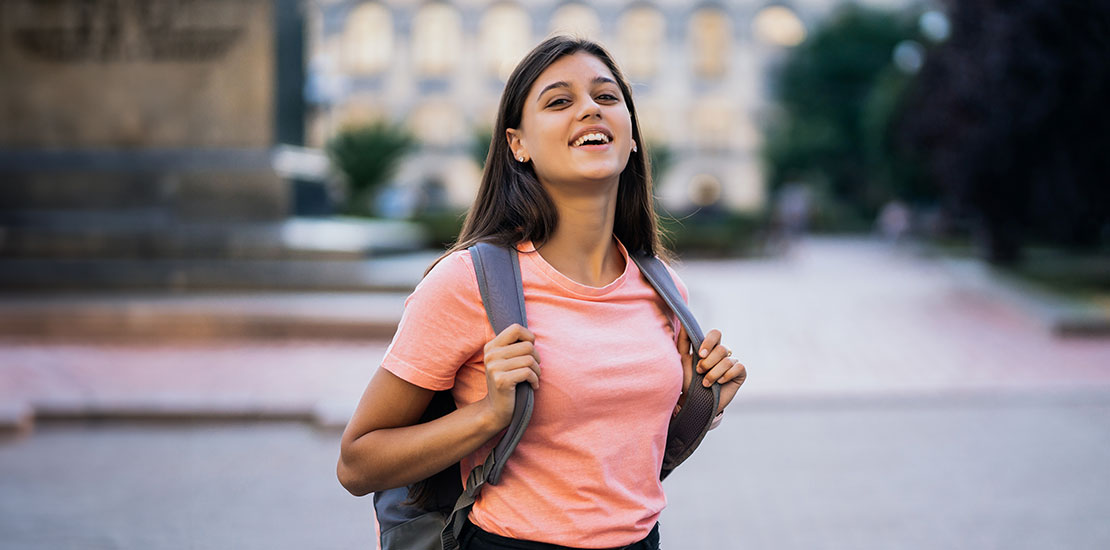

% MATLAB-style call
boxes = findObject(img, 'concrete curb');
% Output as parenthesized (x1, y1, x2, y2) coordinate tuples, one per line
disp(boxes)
(0, 401, 33, 433)
(937, 257, 1110, 337)
(3, 398, 352, 433)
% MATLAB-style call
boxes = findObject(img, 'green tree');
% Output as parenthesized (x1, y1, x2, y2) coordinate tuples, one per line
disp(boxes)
(764, 5, 923, 227)
(327, 121, 416, 216)
(900, 0, 1110, 264)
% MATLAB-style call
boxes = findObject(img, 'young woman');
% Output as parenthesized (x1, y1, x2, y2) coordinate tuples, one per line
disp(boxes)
(338, 36, 747, 550)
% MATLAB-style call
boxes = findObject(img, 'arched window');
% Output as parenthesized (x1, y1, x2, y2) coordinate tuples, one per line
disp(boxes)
(549, 3, 602, 41)
(752, 5, 806, 47)
(479, 3, 532, 80)
(689, 7, 731, 79)
(412, 2, 462, 77)
(343, 2, 392, 75)
(408, 99, 466, 147)
(617, 5, 665, 80)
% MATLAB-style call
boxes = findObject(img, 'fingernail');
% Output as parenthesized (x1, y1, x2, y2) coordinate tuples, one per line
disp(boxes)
(703, 379, 712, 387)
(699, 348, 708, 358)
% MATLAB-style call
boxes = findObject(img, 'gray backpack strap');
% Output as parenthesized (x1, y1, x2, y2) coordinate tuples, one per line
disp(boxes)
(442, 242, 534, 550)
(630, 250, 721, 480)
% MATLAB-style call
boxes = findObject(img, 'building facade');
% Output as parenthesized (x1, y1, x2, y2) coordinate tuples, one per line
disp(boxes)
(304, 0, 909, 215)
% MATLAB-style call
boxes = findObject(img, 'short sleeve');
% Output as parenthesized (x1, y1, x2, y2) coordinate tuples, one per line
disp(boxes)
(380, 250, 491, 391)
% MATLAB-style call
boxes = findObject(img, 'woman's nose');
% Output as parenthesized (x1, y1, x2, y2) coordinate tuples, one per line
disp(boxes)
(577, 98, 602, 120)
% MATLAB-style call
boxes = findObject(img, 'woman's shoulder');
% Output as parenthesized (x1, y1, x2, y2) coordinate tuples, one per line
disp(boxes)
(411, 249, 480, 303)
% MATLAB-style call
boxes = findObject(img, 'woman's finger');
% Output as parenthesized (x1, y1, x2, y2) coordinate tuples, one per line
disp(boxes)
(696, 343, 731, 374)
(676, 325, 690, 355)
(484, 323, 534, 355)
(697, 329, 722, 359)
(492, 359, 541, 390)
(490, 353, 541, 380)
(485, 340, 541, 365)
(718, 360, 747, 387)
(702, 357, 737, 387)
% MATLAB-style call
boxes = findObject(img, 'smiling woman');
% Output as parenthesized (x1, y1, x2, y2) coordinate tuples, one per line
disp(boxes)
(338, 36, 747, 550)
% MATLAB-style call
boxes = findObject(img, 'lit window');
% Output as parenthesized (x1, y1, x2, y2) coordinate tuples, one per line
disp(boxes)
(617, 6, 665, 80)
(480, 4, 532, 80)
(752, 5, 806, 47)
(413, 2, 462, 77)
(689, 7, 731, 79)
(344, 2, 392, 75)
(688, 174, 723, 207)
(549, 3, 602, 41)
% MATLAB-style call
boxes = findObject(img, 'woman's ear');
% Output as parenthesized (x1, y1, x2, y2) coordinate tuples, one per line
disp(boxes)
(506, 128, 529, 163)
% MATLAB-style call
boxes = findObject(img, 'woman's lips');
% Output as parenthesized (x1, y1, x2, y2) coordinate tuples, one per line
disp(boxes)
(571, 142, 612, 152)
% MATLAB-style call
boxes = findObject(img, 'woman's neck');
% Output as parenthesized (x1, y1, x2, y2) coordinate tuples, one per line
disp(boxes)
(535, 182, 624, 287)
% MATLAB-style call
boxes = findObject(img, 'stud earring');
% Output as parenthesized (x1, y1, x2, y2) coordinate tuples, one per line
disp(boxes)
(632, 142, 638, 153)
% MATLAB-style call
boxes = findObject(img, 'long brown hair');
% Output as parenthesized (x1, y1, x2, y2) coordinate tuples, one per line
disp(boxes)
(432, 36, 665, 272)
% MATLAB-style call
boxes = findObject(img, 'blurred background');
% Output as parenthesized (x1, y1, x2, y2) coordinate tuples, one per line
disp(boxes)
(1, 1, 1109, 549)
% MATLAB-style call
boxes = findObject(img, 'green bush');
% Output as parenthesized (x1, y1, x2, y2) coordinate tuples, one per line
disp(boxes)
(658, 211, 767, 258)
(327, 122, 417, 216)
(411, 209, 468, 250)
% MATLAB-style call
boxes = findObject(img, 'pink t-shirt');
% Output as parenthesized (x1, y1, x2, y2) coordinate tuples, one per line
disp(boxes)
(381, 240, 688, 548)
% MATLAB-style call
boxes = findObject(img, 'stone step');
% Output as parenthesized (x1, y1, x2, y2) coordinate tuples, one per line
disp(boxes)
(0, 252, 439, 292)
(0, 216, 429, 261)
(0, 291, 410, 342)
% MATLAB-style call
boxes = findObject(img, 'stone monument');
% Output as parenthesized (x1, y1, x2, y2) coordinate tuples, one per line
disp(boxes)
(0, 0, 301, 224)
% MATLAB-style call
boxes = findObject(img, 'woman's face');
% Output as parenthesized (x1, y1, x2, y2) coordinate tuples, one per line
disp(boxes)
(507, 52, 636, 190)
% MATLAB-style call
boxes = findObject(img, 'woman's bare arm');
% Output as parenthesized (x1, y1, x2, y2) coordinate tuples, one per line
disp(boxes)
(337, 324, 541, 496)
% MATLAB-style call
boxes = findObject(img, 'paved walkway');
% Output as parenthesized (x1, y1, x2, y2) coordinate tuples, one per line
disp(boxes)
(3, 238, 1110, 549)
(2, 238, 1109, 431)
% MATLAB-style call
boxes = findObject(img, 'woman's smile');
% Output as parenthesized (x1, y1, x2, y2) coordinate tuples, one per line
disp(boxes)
(569, 125, 614, 154)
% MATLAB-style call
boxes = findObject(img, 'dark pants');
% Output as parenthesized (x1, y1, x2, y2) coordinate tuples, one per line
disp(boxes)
(458, 521, 660, 550)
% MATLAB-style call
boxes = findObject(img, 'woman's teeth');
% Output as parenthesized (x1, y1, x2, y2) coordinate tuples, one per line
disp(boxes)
(572, 133, 611, 147)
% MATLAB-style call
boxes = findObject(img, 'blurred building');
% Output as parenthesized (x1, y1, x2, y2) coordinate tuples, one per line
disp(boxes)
(304, 0, 911, 215)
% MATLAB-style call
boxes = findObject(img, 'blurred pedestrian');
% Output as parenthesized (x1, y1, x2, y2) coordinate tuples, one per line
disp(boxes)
(877, 200, 911, 244)
(338, 36, 746, 550)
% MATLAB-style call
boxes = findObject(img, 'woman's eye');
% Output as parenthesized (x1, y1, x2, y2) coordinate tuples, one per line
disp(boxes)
(547, 98, 569, 108)
(597, 94, 619, 102)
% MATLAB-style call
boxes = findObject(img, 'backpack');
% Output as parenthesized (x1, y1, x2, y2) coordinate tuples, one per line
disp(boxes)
(372, 242, 721, 550)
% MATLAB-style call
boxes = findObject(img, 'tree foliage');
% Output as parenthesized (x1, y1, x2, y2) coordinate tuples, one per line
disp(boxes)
(765, 5, 925, 227)
(899, 0, 1110, 264)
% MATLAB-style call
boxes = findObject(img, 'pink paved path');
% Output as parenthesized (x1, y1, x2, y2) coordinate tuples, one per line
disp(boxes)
(2, 239, 1108, 429)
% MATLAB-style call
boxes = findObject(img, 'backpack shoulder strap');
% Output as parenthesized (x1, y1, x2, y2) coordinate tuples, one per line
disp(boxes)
(468, 242, 534, 484)
(442, 242, 534, 549)
(629, 250, 721, 480)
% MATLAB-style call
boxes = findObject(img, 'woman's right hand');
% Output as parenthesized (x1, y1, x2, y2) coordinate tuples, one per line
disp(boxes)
(482, 323, 541, 429)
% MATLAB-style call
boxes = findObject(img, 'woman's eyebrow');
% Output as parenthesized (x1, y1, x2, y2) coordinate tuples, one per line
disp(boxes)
(535, 76, 619, 103)
(536, 81, 570, 102)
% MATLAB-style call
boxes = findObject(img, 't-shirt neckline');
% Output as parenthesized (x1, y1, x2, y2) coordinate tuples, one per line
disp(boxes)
(516, 238, 632, 297)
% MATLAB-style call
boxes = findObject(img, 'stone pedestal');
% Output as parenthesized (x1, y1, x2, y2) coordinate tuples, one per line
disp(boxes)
(0, 0, 292, 225)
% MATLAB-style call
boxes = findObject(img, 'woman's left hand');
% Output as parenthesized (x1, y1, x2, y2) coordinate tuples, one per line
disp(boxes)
(678, 327, 747, 414)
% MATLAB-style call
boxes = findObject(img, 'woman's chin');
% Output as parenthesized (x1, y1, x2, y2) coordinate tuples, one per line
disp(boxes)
(570, 162, 626, 183)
